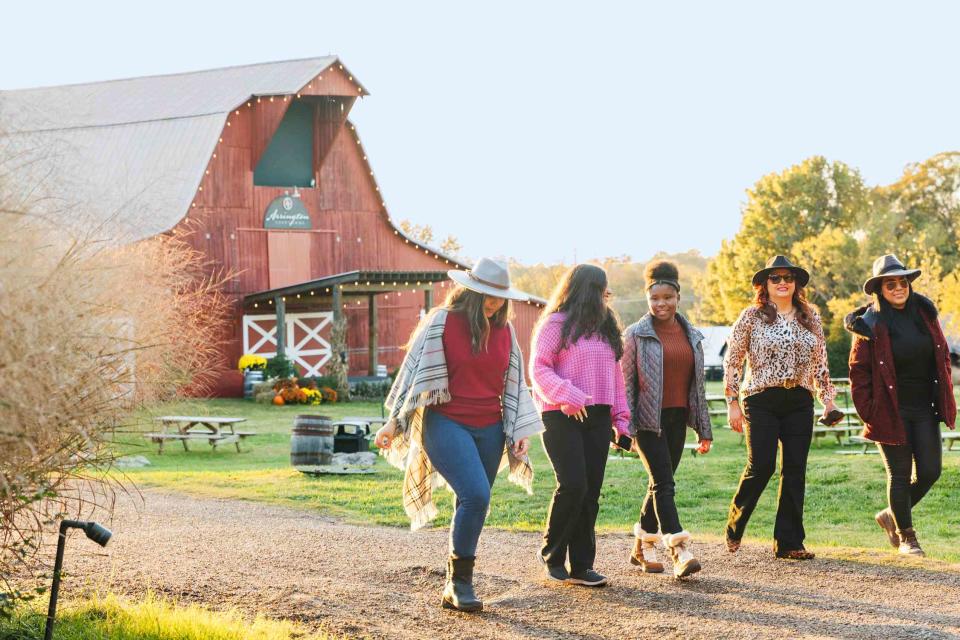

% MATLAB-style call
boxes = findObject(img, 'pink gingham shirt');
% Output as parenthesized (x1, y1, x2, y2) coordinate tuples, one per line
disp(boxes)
(530, 312, 631, 435)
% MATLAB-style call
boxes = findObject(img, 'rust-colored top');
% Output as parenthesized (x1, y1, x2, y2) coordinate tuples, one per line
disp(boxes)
(654, 320, 694, 409)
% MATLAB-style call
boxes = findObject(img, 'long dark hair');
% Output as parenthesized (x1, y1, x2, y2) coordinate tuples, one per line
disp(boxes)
(874, 286, 929, 337)
(442, 285, 511, 353)
(753, 280, 815, 333)
(540, 264, 623, 360)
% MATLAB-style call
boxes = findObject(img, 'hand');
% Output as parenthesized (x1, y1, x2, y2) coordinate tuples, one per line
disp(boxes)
(728, 402, 744, 433)
(560, 399, 590, 422)
(697, 439, 712, 454)
(512, 437, 530, 457)
(821, 400, 840, 426)
(374, 422, 397, 449)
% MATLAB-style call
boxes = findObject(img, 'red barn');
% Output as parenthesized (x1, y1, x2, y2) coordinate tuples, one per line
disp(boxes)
(1, 57, 545, 395)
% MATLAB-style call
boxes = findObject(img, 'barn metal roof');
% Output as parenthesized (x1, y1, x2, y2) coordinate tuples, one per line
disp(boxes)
(0, 56, 357, 242)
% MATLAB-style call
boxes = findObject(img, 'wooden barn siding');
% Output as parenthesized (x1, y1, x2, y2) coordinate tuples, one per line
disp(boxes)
(174, 95, 542, 393)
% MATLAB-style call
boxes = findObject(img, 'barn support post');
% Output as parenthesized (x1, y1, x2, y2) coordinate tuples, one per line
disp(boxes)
(368, 293, 378, 376)
(332, 286, 342, 321)
(424, 288, 434, 312)
(274, 295, 286, 358)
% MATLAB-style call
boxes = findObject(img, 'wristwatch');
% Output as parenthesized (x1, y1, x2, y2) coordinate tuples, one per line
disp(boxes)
(725, 395, 739, 405)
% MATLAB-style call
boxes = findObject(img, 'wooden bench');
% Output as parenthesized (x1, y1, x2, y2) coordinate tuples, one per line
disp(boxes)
(942, 432, 960, 451)
(813, 424, 860, 446)
(837, 435, 878, 455)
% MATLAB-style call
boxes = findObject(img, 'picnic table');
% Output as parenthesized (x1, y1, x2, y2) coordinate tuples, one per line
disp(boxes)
(144, 416, 258, 454)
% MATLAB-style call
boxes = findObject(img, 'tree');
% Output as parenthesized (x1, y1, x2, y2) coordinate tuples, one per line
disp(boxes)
(440, 234, 462, 257)
(398, 219, 434, 245)
(869, 152, 960, 275)
(399, 219, 463, 258)
(695, 157, 872, 328)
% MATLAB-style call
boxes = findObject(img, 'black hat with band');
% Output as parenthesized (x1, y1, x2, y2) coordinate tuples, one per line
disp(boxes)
(751, 255, 810, 288)
(863, 254, 921, 295)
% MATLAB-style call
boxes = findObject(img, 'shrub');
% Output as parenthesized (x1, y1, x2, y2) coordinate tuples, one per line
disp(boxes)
(264, 353, 296, 379)
(297, 375, 339, 390)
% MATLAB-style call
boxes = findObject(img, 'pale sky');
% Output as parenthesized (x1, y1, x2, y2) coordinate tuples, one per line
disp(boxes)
(2, 1, 957, 264)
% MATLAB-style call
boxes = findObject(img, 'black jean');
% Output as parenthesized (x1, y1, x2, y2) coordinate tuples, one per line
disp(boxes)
(635, 408, 688, 535)
(726, 387, 813, 553)
(540, 405, 612, 573)
(876, 405, 943, 531)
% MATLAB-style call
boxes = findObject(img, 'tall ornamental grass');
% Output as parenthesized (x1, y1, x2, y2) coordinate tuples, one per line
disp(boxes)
(0, 181, 229, 613)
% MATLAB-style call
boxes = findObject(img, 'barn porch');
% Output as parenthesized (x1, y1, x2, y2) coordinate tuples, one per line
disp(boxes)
(243, 269, 449, 377)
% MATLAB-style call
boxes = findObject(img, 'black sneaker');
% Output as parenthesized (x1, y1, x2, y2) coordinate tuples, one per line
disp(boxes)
(567, 568, 609, 587)
(537, 552, 570, 582)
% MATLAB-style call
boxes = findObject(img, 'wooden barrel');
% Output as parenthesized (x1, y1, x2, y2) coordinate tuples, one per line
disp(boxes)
(243, 370, 264, 399)
(290, 415, 335, 466)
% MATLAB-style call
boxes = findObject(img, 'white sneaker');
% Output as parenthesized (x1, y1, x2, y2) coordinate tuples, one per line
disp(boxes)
(662, 530, 702, 578)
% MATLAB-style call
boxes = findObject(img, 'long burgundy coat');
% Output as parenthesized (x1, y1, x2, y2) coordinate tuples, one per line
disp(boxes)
(845, 294, 956, 445)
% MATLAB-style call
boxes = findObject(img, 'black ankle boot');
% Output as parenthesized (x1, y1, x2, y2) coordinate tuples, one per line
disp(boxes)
(441, 556, 482, 612)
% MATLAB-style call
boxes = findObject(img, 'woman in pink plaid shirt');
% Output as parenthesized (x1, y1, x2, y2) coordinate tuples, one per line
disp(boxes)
(530, 264, 630, 587)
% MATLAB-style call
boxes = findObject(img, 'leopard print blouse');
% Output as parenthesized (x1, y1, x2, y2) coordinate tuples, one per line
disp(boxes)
(723, 306, 836, 404)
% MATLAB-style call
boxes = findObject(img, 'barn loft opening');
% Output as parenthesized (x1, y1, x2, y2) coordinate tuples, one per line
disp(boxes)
(254, 99, 315, 187)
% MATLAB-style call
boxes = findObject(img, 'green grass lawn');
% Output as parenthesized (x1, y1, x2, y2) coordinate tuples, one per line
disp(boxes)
(0, 593, 345, 640)
(112, 388, 960, 563)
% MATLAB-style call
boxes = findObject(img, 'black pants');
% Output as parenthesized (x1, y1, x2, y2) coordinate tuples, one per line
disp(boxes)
(635, 408, 688, 535)
(540, 405, 612, 573)
(726, 387, 813, 553)
(876, 405, 942, 531)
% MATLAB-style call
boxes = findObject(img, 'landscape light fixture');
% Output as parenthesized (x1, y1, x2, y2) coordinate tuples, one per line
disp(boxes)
(44, 520, 112, 640)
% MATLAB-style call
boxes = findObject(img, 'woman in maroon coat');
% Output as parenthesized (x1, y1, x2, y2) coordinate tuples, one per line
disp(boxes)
(845, 254, 956, 557)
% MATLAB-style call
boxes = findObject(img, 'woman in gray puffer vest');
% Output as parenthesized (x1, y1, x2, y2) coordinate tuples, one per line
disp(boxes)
(621, 261, 713, 578)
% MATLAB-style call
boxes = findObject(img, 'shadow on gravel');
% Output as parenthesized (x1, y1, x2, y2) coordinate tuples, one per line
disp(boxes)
(610, 576, 959, 640)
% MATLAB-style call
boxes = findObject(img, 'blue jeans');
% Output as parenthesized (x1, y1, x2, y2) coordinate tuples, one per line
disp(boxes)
(422, 410, 505, 558)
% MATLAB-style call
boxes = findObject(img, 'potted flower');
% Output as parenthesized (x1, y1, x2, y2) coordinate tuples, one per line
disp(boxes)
(239, 354, 268, 399)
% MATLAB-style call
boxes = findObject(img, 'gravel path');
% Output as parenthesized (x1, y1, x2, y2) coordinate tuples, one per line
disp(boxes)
(64, 491, 960, 639)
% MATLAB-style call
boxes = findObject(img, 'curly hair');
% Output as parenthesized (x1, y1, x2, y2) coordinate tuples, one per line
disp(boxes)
(644, 260, 680, 291)
(539, 264, 623, 360)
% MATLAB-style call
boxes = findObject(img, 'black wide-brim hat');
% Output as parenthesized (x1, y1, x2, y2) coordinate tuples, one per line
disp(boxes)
(863, 254, 921, 295)
(751, 255, 810, 288)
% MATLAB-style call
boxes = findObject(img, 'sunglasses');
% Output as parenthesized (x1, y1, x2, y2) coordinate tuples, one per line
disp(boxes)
(767, 274, 796, 284)
(883, 278, 910, 291)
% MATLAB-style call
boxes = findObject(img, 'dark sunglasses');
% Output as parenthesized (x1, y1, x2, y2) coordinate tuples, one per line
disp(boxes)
(883, 278, 910, 291)
(767, 273, 796, 284)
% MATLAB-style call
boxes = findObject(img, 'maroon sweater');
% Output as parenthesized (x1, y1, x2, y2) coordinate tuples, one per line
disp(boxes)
(433, 311, 511, 427)
(655, 319, 694, 409)
(846, 296, 956, 445)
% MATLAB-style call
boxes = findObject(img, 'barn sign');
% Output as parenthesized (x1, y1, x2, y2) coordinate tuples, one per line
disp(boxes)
(263, 194, 312, 229)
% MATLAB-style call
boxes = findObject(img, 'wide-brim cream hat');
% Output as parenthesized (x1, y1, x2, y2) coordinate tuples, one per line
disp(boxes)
(448, 257, 528, 301)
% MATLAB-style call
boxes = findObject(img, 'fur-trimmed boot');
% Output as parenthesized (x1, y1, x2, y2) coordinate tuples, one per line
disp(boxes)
(662, 531, 702, 578)
(897, 528, 925, 557)
(441, 556, 482, 612)
(629, 523, 664, 573)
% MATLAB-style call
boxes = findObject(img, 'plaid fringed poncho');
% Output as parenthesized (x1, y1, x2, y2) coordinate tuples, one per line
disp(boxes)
(381, 308, 545, 530)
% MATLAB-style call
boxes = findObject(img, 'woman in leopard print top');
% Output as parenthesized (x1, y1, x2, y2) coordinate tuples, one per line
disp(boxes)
(722, 255, 838, 560)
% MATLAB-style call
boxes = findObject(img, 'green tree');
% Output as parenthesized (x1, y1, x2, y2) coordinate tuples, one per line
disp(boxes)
(869, 152, 960, 275)
(695, 156, 871, 328)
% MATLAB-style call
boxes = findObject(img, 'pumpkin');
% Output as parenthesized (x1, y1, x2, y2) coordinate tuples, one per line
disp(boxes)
(272, 395, 285, 406)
